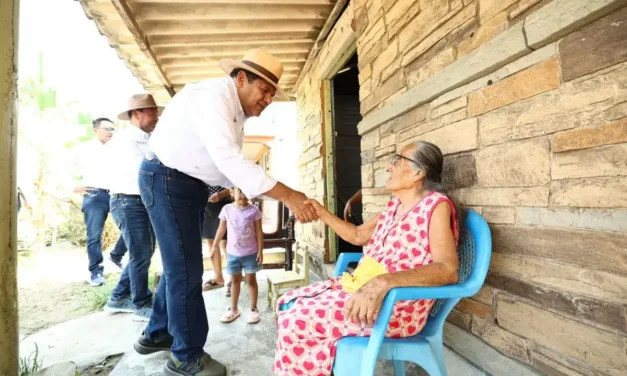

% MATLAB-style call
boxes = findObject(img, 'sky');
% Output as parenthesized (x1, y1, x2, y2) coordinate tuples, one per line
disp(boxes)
(18, 0, 145, 118)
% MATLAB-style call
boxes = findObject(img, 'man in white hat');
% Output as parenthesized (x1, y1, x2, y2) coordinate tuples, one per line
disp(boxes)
(132, 49, 316, 376)
(102, 94, 161, 322)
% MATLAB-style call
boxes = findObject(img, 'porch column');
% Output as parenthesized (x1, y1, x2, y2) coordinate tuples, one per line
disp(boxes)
(0, 0, 20, 375)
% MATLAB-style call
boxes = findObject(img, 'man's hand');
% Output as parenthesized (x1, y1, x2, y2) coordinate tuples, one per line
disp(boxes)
(208, 193, 220, 203)
(284, 190, 317, 223)
(345, 276, 391, 326)
(256, 251, 264, 265)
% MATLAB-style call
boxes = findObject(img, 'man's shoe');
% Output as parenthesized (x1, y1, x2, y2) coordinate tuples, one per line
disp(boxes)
(90, 274, 106, 287)
(109, 254, 124, 270)
(165, 353, 226, 376)
(134, 331, 174, 355)
(132, 305, 153, 322)
(104, 298, 135, 313)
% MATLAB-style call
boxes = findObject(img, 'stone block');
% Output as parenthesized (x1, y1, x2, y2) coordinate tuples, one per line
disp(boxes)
(496, 297, 627, 376)
(533, 346, 610, 376)
(358, 22, 530, 135)
(479, 0, 517, 21)
(379, 133, 398, 149)
(431, 43, 556, 108)
(361, 129, 380, 150)
(488, 273, 627, 333)
(552, 143, 627, 180)
(443, 323, 542, 376)
(446, 308, 472, 330)
(456, 298, 494, 320)
(469, 58, 561, 116)
(362, 163, 374, 187)
(509, 0, 543, 19)
(524, 0, 626, 49)
(358, 63, 372, 85)
(361, 149, 377, 164)
(359, 78, 372, 101)
(602, 101, 627, 122)
(471, 317, 530, 363)
(479, 65, 624, 147)
(406, 48, 456, 88)
(476, 137, 550, 187)
(530, 352, 587, 376)
(472, 285, 494, 306)
(552, 118, 627, 152)
(559, 4, 627, 81)
(398, 108, 468, 142)
(442, 153, 477, 190)
(398, 0, 451, 52)
(363, 192, 392, 213)
(458, 11, 509, 57)
(358, 18, 387, 58)
(380, 56, 402, 84)
(407, 118, 478, 155)
(431, 96, 468, 119)
(385, 0, 420, 38)
(454, 187, 549, 207)
(402, 2, 476, 66)
(374, 145, 396, 158)
(379, 104, 429, 136)
(360, 70, 405, 115)
(491, 252, 627, 305)
(374, 167, 389, 187)
(515, 207, 627, 233)
(490, 224, 627, 274)
(550, 176, 627, 208)
(372, 39, 399, 84)
(481, 207, 515, 224)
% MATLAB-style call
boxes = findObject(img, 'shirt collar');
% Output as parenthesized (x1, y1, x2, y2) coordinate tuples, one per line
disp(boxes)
(227, 78, 246, 121)
(128, 124, 151, 140)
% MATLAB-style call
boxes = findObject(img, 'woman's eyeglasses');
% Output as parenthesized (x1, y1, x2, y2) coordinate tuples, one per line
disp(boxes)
(391, 154, 422, 168)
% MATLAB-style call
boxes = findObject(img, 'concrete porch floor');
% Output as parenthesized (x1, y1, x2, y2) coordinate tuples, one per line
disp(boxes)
(20, 269, 483, 376)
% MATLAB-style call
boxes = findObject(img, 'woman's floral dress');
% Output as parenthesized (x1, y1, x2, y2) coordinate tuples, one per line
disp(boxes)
(273, 192, 459, 376)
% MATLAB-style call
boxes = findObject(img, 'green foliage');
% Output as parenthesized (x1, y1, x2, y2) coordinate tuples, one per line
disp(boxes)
(19, 343, 43, 375)
(77, 112, 93, 125)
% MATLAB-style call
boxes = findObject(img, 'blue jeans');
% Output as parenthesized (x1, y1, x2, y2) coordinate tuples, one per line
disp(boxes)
(82, 189, 128, 277)
(110, 194, 155, 309)
(139, 158, 209, 362)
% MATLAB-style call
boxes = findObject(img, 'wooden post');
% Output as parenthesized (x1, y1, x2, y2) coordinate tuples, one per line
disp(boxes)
(321, 80, 338, 263)
(0, 0, 20, 374)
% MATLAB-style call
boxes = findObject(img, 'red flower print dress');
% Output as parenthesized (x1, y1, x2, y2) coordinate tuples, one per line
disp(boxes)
(273, 192, 459, 376)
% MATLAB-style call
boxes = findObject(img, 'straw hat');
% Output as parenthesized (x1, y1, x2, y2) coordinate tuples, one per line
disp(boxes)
(117, 93, 163, 120)
(220, 49, 289, 100)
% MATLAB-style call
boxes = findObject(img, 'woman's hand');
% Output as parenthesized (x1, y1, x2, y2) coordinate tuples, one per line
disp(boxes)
(303, 199, 326, 219)
(343, 201, 353, 221)
(345, 275, 391, 326)
(208, 193, 220, 203)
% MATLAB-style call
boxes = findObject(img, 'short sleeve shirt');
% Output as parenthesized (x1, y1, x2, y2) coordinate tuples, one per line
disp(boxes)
(219, 204, 262, 257)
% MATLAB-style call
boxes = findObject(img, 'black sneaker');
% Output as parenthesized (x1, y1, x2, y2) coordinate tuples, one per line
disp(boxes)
(134, 331, 174, 355)
(165, 352, 226, 376)
(109, 254, 124, 270)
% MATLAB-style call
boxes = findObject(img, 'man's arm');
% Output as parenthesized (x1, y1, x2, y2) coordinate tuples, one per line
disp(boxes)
(263, 182, 317, 223)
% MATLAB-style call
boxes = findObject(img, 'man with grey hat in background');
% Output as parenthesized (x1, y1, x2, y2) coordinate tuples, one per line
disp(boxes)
(73, 117, 128, 286)
(132, 49, 317, 376)
(103, 94, 161, 322)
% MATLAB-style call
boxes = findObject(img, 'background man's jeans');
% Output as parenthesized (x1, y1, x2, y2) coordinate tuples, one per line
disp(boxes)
(110, 194, 155, 309)
(82, 189, 127, 277)
(139, 158, 209, 362)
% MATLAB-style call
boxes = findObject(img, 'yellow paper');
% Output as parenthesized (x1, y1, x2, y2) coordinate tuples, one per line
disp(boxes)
(340, 256, 388, 292)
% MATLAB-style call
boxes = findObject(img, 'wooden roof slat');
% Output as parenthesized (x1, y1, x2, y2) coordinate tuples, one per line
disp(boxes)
(138, 19, 325, 35)
(131, 3, 332, 21)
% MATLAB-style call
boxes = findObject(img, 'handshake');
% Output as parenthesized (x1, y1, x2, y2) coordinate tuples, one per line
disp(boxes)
(283, 190, 324, 224)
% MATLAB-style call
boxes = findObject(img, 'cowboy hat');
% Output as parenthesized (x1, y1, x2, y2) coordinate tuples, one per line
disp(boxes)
(117, 93, 164, 120)
(220, 49, 290, 100)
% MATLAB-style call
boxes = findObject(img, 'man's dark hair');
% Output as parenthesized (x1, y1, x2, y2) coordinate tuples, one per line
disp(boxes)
(127, 108, 144, 119)
(230, 68, 261, 84)
(92, 118, 114, 128)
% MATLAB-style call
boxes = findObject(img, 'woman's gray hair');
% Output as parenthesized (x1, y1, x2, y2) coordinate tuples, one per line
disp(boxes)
(409, 141, 465, 234)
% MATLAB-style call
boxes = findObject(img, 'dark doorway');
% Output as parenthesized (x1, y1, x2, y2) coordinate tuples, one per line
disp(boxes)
(331, 53, 363, 255)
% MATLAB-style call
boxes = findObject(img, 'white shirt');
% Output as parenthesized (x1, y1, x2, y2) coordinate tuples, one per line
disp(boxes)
(105, 126, 152, 195)
(74, 139, 111, 189)
(148, 77, 277, 198)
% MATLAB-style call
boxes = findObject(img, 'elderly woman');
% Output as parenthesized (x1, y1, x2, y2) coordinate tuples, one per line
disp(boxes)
(273, 141, 462, 375)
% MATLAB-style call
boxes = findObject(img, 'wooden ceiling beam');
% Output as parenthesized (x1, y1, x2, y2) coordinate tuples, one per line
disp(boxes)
(110, 0, 175, 96)
(126, 0, 335, 4)
(131, 3, 331, 21)
(159, 55, 307, 68)
(138, 19, 325, 35)
(148, 33, 319, 47)
(154, 43, 312, 58)
(169, 72, 299, 85)
(165, 64, 303, 76)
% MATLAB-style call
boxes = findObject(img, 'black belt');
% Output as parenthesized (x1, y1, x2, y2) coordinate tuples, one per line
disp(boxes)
(111, 193, 141, 199)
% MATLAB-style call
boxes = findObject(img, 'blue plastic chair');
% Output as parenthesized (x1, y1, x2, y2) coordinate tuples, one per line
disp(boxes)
(331, 209, 492, 376)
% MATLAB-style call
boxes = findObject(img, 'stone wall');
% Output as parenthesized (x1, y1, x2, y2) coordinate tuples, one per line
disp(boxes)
(295, 0, 627, 374)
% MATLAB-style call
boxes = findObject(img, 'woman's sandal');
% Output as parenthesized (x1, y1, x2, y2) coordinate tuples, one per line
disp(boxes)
(202, 279, 224, 291)
(220, 308, 241, 323)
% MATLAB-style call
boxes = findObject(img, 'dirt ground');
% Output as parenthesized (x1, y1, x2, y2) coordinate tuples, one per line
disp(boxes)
(18, 245, 125, 338)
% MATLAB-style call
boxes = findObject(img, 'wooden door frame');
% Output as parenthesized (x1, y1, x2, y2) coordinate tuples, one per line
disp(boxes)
(320, 42, 357, 263)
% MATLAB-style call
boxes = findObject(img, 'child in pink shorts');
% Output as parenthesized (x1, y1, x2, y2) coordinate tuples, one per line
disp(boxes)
(212, 187, 263, 324)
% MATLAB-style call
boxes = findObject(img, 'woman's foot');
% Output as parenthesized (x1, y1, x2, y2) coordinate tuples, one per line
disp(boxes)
(247, 309, 260, 324)
(220, 308, 241, 323)
(202, 278, 224, 291)
(225, 281, 232, 297)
